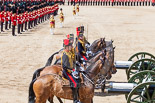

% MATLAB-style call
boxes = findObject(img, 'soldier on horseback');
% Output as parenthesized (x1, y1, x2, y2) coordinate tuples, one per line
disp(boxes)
(77, 32, 88, 67)
(76, 26, 93, 63)
(61, 38, 81, 103)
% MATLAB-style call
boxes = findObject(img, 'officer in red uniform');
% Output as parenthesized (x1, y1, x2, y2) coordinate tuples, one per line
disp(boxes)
(152, 0, 155, 6)
(17, 9, 22, 34)
(61, 39, 81, 103)
(5, 7, 9, 30)
(21, 9, 25, 32)
(11, 8, 17, 36)
(30, 8, 33, 28)
(25, 9, 28, 31)
(28, 9, 31, 29)
(0, 6, 5, 32)
(8, 7, 12, 29)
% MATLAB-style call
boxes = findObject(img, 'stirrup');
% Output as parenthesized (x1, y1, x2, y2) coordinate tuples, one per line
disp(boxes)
(77, 100, 82, 103)
(74, 100, 81, 103)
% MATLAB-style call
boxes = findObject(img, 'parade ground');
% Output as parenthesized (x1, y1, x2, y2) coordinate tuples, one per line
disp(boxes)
(0, 5, 155, 103)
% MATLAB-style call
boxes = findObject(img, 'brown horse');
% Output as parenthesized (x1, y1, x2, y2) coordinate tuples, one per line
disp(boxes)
(100, 40, 117, 80)
(29, 50, 106, 103)
(29, 55, 106, 103)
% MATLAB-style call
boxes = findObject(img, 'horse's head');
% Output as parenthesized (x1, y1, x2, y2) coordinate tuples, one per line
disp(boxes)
(90, 38, 106, 53)
(86, 52, 106, 78)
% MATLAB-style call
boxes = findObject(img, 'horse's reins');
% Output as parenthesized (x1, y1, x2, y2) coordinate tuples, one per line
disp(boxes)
(84, 56, 105, 85)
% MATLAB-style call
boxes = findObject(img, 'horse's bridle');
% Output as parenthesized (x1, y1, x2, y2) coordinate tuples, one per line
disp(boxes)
(84, 57, 105, 85)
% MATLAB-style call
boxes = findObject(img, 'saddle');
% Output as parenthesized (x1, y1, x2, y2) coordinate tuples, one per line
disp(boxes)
(59, 71, 84, 88)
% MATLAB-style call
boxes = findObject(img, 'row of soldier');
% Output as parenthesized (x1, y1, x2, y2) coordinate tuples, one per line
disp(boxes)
(67, 0, 155, 6)
(0, 1, 59, 36)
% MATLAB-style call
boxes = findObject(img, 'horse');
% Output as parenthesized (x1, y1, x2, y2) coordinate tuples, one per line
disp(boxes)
(29, 38, 114, 103)
(28, 54, 106, 103)
(99, 40, 117, 80)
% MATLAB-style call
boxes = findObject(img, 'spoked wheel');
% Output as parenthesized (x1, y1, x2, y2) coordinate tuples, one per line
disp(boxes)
(125, 71, 155, 100)
(128, 70, 155, 84)
(126, 52, 155, 74)
(127, 82, 155, 103)
(127, 59, 155, 80)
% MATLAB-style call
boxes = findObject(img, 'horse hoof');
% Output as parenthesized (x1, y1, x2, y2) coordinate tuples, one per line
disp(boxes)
(112, 70, 117, 74)
(106, 75, 112, 80)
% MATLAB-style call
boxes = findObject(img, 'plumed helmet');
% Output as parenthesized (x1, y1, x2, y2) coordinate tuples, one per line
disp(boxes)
(63, 39, 72, 47)
(67, 34, 74, 40)
(77, 31, 83, 37)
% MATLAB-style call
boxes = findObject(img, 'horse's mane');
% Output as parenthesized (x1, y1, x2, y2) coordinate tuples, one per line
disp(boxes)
(90, 39, 100, 47)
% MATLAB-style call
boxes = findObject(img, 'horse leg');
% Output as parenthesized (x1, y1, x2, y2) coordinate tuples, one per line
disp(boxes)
(33, 79, 51, 103)
(80, 98, 92, 103)
(35, 96, 46, 103)
(91, 99, 93, 103)
(48, 94, 54, 103)
(56, 96, 63, 103)
(111, 64, 117, 74)
(106, 71, 112, 80)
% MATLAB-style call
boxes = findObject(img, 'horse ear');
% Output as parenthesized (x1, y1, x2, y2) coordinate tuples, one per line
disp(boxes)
(111, 39, 114, 43)
(113, 46, 116, 49)
(103, 37, 105, 40)
(100, 38, 102, 41)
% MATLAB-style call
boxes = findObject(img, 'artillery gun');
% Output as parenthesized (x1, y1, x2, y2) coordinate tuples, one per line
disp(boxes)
(104, 52, 155, 103)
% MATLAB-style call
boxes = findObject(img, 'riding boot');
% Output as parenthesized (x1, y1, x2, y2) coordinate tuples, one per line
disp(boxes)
(72, 88, 79, 103)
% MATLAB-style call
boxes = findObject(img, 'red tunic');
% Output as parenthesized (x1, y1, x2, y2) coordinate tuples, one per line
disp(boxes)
(17, 15, 22, 24)
(5, 12, 9, 21)
(8, 12, 12, 21)
(0, 12, 5, 22)
(11, 14, 17, 26)
(26, 13, 29, 22)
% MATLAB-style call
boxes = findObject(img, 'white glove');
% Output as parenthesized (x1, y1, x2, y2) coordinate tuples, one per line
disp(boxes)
(80, 66, 85, 72)
(81, 58, 84, 61)
(72, 71, 79, 79)
(85, 44, 90, 48)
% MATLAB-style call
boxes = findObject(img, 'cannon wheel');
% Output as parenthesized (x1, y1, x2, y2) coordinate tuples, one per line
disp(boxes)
(126, 52, 155, 74)
(125, 71, 155, 99)
(127, 81, 155, 103)
(125, 71, 155, 100)
(128, 70, 155, 84)
(127, 59, 155, 80)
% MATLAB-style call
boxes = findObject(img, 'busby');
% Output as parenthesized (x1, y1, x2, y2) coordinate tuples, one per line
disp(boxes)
(63, 39, 72, 47)
(67, 34, 74, 40)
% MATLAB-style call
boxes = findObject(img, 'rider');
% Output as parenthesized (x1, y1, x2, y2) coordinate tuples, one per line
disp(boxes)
(76, 26, 92, 60)
(77, 31, 88, 67)
(76, 26, 90, 46)
(61, 39, 81, 103)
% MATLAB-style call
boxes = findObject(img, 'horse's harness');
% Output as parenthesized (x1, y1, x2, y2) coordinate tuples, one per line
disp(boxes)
(83, 53, 106, 85)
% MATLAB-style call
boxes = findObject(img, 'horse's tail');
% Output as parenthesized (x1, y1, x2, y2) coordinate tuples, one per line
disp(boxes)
(45, 51, 59, 67)
(28, 78, 37, 103)
(32, 67, 45, 81)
